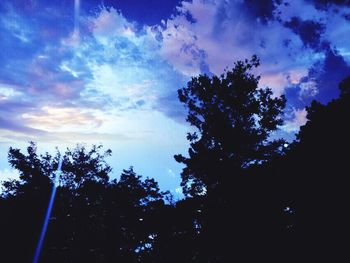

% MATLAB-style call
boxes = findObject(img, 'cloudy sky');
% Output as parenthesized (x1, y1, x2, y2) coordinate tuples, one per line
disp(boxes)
(1, 0, 350, 194)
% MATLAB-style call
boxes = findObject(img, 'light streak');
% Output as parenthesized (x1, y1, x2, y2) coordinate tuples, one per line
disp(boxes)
(74, 0, 80, 35)
(32, 157, 63, 263)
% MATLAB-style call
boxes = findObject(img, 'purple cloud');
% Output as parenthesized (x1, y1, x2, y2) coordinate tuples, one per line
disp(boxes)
(0, 116, 46, 136)
(284, 17, 326, 50)
(1, 0, 350, 143)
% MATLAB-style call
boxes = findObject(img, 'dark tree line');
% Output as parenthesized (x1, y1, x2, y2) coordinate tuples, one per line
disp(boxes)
(0, 58, 349, 262)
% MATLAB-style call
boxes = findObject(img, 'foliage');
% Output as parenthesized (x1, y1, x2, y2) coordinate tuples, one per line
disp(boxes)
(175, 55, 286, 196)
(0, 143, 167, 262)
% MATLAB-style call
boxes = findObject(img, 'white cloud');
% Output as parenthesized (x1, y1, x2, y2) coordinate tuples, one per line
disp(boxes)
(157, 0, 218, 76)
(299, 80, 319, 99)
(21, 106, 103, 132)
(282, 108, 308, 133)
(154, 0, 350, 99)
(0, 84, 23, 99)
(90, 7, 136, 45)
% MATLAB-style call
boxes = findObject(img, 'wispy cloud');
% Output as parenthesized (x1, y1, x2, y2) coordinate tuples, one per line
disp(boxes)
(0, 0, 349, 143)
(0, 4, 186, 142)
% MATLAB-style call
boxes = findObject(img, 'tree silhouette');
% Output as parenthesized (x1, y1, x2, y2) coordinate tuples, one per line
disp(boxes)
(278, 75, 350, 262)
(175, 55, 286, 197)
(60, 144, 112, 188)
(172, 56, 288, 262)
(339, 75, 350, 96)
(0, 142, 54, 262)
(0, 143, 168, 263)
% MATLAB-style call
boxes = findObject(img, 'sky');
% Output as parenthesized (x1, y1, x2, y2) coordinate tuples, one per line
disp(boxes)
(0, 0, 350, 195)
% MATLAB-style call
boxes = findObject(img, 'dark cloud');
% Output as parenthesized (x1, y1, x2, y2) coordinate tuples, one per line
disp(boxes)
(312, 48, 350, 103)
(83, 0, 181, 25)
(306, 0, 350, 10)
(214, 0, 283, 27)
(243, 0, 282, 23)
(285, 47, 350, 108)
(284, 17, 326, 50)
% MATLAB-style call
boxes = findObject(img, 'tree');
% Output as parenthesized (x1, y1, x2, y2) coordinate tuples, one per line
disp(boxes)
(0, 143, 168, 263)
(257, 75, 350, 262)
(60, 144, 112, 189)
(279, 75, 350, 262)
(5, 142, 55, 196)
(171, 56, 288, 262)
(339, 75, 350, 96)
(1, 142, 57, 262)
(175, 55, 286, 197)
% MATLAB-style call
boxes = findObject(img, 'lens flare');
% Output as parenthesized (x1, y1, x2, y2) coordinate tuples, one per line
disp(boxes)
(32, 157, 63, 263)
(74, 0, 80, 35)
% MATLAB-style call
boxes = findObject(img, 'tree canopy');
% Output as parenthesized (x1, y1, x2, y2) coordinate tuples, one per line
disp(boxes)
(175, 55, 286, 196)
(0, 143, 168, 262)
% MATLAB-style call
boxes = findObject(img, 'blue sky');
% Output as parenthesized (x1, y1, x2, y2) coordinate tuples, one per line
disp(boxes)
(1, 0, 350, 195)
